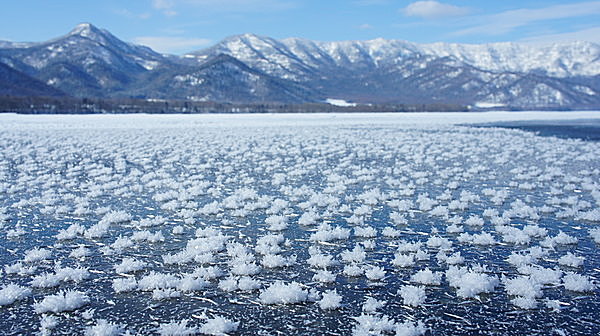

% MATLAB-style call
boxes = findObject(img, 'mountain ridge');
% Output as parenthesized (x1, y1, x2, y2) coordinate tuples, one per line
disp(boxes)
(1, 23, 599, 109)
(191, 33, 600, 78)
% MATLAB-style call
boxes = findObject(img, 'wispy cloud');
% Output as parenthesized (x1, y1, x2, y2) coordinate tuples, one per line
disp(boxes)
(453, 1, 600, 37)
(115, 9, 152, 20)
(152, 0, 295, 15)
(520, 26, 600, 44)
(153, 0, 173, 9)
(152, 0, 178, 16)
(134, 36, 211, 54)
(402, 1, 470, 19)
(353, 0, 389, 6)
(358, 23, 373, 30)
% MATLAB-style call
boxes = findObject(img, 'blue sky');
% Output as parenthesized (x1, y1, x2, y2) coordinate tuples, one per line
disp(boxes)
(1, 0, 599, 54)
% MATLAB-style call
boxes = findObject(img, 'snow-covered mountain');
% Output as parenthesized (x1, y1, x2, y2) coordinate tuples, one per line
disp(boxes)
(0, 62, 65, 97)
(194, 34, 600, 79)
(0, 23, 166, 97)
(190, 34, 600, 108)
(1, 24, 599, 109)
(420, 41, 600, 78)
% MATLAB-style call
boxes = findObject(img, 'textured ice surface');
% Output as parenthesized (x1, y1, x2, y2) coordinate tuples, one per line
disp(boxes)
(0, 112, 599, 335)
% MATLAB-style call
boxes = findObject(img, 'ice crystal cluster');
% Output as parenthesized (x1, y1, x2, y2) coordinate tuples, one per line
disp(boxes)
(0, 113, 599, 335)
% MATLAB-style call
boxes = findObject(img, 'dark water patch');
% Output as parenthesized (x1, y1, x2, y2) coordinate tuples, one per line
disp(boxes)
(467, 119, 600, 141)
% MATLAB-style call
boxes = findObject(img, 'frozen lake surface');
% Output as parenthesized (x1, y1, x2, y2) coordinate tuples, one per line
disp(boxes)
(1, 112, 600, 335)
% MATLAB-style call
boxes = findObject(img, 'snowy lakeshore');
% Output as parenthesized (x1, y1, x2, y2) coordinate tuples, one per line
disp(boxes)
(1, 111, 600, 335)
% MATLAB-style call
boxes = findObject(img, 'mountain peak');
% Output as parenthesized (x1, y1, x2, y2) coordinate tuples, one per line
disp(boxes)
(68, 23, 98, 37)
(223, 33, 275, 44)
(234, 33, 267, 39)
(65, 23, 117, 44)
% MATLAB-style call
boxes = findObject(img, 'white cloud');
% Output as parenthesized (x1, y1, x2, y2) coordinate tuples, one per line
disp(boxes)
(402, 1, 470, 19)
(358, 23, 373, 30)
(520, 27, 600, 44)
(133, 36, 211, 54)
(453, 1, 600, 37)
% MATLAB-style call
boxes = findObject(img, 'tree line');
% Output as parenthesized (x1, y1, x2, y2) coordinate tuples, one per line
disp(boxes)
(0, 95, 470, 114)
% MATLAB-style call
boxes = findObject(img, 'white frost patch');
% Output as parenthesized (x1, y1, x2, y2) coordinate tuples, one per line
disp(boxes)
(318, 289, 342, 310)
(137, 272, 179, 291)
(33, 290, 89, 314)
(398, 285, 426, 307)
(114, 258, 148, 273)
(340, 244, 367, 263)
(392, 253, 415, 268)
(504, 276, 542, 299)
(518, 265, 562, 285)
(343, 264, 364, 277)
(590, 227, 600, 244)
(410, 268, 441, 285)
(85, 319, 125, 336)
(352, 314, 396, 335)
(313, 270, 336, 283)
(310, 223, 350, 242)
(30, 266, 90, 288)
(4, 262, 37, 276)
(578, 208, 600, 222)
(306, 247, 336, 268)
(362, 297, 386, 313)
(218, 276, 259, 292)
(563, 273, 596, 292)
(157, 319, 197, 336)
(69, 246, 92, 258)
(540, 231, 577, 248)
(558, 253, 585, 268)
(511, 296, 538, 310)
(24, 248, 52, 263)
(354, 226, 377, 238)
(446, 266, 499, 298)
(259, 281, 308, 304)
(112, 277, 138, 293)
(458, 232, 497, 245)
(364, 265, 386, 281)
(261, 254, 296, 268)
(40, 315, 59, 333)
(152, 288, 181, 300)
(199, 316, 239, 335)
(395, 320, 427, 336)
(0, 284, 31, 306)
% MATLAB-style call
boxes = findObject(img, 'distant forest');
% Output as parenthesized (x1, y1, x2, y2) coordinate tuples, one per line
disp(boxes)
(0, 96, 471, 114)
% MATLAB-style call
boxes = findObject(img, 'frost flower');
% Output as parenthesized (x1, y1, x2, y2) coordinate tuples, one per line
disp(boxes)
(398, 285, 426, 307)
(34, 290, 89, 314)
(318, 289, 342, 310)
(0, 284, 31, 306)
(259, 281, 308, 305)
(199, 316, 239, 335)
